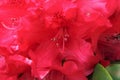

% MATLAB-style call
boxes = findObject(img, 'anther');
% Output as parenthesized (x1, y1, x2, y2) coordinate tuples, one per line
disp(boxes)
(56, 43, 59, 47)
(51, 37, 57, 41)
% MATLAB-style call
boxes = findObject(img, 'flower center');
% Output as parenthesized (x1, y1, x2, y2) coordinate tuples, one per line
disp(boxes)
(51, 27, 69, 53)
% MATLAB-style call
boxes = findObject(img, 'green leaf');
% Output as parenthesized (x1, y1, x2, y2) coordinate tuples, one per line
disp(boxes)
(106, 64, 120, 80)
(92, 64, 113, 80)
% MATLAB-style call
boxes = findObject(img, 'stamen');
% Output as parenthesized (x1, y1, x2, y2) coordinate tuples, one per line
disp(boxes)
(51, 37, 57, 41)
(56, 43, 59, 47)
(51, 27, 69, 53)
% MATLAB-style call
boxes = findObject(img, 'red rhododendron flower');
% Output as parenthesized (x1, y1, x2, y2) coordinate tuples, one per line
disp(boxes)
(0, 0, 119, 80)
(30, 39, 98, 80)
(98, 10, 120, 61)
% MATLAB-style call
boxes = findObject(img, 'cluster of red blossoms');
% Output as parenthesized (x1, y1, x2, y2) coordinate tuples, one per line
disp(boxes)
(0, 0, 120, 80)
